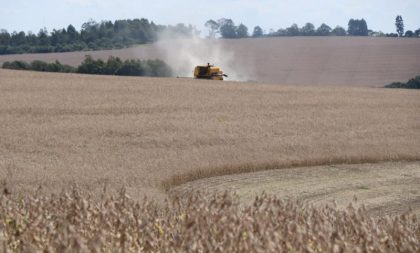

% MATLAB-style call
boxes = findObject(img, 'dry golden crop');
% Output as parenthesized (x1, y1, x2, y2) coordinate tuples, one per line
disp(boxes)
(1, 69, 420, 202)
(0, 189, 419, 252)
(1, 52, 420, 252)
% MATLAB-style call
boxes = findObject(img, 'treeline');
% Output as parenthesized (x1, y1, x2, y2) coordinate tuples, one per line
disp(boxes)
(2, 16, 419, 55)
(0, 19, 198, 55)
(385, 76, 420, 89)
(2, 56, 173, 77)
(205, 18, 420, 38)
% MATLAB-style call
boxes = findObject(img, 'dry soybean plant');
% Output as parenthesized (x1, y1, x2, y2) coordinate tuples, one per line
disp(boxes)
(0, 189, 419, 253)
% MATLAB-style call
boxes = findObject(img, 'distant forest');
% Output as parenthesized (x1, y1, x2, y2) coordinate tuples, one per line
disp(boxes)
(1, 17, 419, 55)
(0, 19, 198, 55)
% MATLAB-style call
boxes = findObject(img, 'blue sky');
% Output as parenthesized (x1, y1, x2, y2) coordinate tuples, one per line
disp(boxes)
(1, 0, 419, 34)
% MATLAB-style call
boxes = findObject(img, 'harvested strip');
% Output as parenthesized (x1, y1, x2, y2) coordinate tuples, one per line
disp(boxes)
(171, 162, 420, 216)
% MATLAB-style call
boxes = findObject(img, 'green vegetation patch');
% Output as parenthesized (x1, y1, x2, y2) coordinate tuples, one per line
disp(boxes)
(2, 55, 173, 77)
(385, 75, 420, 89)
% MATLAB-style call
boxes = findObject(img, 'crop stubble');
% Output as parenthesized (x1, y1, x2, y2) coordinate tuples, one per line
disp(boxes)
(171, 162, 420, 216)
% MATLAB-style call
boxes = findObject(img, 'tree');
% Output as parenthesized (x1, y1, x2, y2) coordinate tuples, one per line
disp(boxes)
(26, 31, 38, 45)
(348, 19, 368, 36)
(300, 23, 315, 36)
(359, 20, 368, 36)
(404, 30, 414, 37)
(331, 26, 346, 36)
(218, 19, 237, 38)
(10, 31, 27, 46)
(205, 20, 219, 38)
(395, 16, 404, 37)
(276, 29, 288, 36)
(0, 29, 11, 45)
(286, 24, 300, 36)
(236, 24, 248, 38)
(252, 26, 263, 37)
(81, 19, 100, 43)
(50, 29, 69, 46)
(67, 24, 79, 42)
(316, 23, 332, 36)
(37, 28, 50, 45)
(347, 19, 356, 35)
(415, 29, 420, 37)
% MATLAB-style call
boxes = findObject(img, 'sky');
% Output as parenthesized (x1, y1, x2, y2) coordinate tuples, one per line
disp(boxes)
(0, 0, 419, 35)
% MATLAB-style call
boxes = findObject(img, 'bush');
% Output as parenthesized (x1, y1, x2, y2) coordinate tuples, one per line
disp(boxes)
(61, 64, 77, 73)
(3, 55, 172, 78)
(2, 60, 30, 70)
(145, 59, 173, 76)
(3, 60, 76, 73)
(385, 82, 405, 88)
(103, 56, 123, 75)
(114, 59, 145, 76)
(46, 60, 65, 72)
(30, 60, 49, 71)
(385, 75, 420, 89)
(77, 55, 105, 74)
(78, 55, 172, 77)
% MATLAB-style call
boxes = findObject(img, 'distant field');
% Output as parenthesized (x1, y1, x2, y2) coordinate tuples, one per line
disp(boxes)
(1, 37, 420, 86)
(1, 69, 419, 203)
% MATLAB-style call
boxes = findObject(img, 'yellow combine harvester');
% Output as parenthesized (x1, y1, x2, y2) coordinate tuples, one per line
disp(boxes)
(194, 63, 228, 80)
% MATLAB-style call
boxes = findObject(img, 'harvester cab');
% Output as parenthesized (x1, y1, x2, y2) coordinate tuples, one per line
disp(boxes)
(194, 63, 228, 80)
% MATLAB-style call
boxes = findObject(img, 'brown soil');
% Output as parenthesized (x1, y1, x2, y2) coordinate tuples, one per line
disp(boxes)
(1, 37, 420, 86)
(1, 69, 419, 203)
(171, 162, 420, 216)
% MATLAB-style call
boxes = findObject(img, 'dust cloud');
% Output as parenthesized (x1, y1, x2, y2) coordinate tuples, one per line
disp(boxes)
(156, 34, 252, 81)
